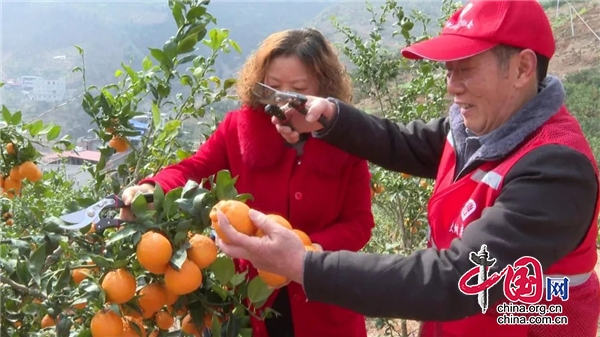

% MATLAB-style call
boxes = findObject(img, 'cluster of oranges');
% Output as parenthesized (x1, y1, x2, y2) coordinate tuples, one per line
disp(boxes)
(1, 143, 43, 199)
(63, 228, 219, 336)
(209, 199, 314, 288)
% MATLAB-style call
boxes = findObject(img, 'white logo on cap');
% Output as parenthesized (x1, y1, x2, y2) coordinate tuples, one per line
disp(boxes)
(446, 2, 474, 30)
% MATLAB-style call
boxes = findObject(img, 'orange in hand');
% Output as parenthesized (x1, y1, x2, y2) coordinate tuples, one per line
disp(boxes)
(209, 199, 256, 244)
(256, 213, 293, 237)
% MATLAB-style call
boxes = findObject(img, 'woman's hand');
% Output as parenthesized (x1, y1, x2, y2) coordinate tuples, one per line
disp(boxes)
(118, 183, 155, 222)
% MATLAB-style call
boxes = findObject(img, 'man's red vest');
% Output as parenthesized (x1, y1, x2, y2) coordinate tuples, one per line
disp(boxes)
(421, 106, 600, 337)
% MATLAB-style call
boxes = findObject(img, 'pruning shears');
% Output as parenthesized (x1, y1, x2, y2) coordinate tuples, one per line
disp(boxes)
(58, 193, 154, 232)
(250, 82, 330, 130)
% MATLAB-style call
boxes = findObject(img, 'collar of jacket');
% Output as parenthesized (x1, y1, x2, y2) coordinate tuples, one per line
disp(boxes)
(235, 104, 351, 176)
(448, 75, 566, 167)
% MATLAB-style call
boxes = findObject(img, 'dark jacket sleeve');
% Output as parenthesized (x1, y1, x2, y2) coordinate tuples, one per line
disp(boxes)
(301, 144, 598, 321)
(313, 99, 450, 179)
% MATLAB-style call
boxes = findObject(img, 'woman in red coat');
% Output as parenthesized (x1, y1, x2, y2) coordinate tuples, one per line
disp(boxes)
(119, 28, 375, 337)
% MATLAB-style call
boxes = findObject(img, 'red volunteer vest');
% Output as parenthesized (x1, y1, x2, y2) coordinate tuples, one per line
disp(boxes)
(421, 106, 600, 337)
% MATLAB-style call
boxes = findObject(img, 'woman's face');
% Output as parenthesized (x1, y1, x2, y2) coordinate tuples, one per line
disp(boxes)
(264, 55, 319, 97)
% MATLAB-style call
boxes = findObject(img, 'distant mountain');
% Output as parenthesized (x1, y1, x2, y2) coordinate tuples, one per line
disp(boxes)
(0, 0, 445, 139)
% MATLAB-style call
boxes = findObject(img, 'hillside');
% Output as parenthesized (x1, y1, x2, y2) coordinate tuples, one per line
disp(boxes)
(0, 0, 598, 142)
(547, 1, 600, 78)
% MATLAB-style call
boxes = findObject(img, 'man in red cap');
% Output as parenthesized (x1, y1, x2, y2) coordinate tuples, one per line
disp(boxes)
(214, 0, 600, 336)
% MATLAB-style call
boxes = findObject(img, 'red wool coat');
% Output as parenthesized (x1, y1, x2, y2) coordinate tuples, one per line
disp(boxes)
(141, 105, 375, 337)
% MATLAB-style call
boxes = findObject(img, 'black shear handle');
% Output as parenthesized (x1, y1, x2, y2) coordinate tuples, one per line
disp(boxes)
(285, 93, 330, 129)
(106, 193, 155, 209)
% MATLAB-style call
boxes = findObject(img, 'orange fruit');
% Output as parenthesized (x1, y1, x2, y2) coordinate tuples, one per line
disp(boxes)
(256, 214, 293, 237)
(6, 143, 15, 155)
(164, 259, 203, 295)
(373, 184, 384, 194)
(109, 136, 129, 152)
(138, 283, 167, 315)
(41, 314, 55, 328)
(91, 308, 124, 336)
(187, 234, 218, 269)
(2, 177, 21, 198)
(9, 167, 23, 181)
(136, 231, 172, 274)
(305, 245, 317, 252)
(165, 288, 178, 306)
(72, 269, 88, 285)
(155, 310, 175, 330)
(101, 269, 137, 304)
(257, 269, 289, 288)
(293, 229, 312, 246)
(18, 161, 43, 183)
(209, 200, 255, 244)
(122, 315, 146, 337)
(181, 313, 202, 337)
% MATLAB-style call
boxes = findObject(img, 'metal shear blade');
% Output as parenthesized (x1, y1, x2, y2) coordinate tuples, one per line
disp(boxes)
(251, 82, 279, 105)
(58, 193, 153, 231)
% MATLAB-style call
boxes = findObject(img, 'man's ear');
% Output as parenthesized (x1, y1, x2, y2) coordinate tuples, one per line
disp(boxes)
(514, 49, 538, 88)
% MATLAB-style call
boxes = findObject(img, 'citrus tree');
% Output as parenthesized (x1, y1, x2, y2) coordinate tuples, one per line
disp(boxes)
(0, 1, 283, 336)
(332, 0, 460, 335)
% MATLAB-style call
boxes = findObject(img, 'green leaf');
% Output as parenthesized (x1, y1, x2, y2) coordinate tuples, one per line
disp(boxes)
(151, 102, 161, 129)
(176, 148, 192, 160)
(56, 314, 72, 337)
(177, 33, 199, 55)
(170, 243, 189, 270)
(215, 170, 238, 200)
(11, 110, 22, 125)
(55, 265, 71, 289)
(229, 40, 242, 54)
(105, 226, 138, 246)
(142, 56, 153, 71)
(224, 314, 241, 337)
(89, 255, 113, 269)
(223, 78, 237, 90)
(28, 120, 44, 136)
(1, 105, 11, 123)
(235, 193, 254, 203)
(247, 276, 274, 304)
(149, 48, 169, 64)
(211, 314, 222, 337)
(186, 6, 206, 22)
(130, 192, 149, 218)
(153, 184, 165, 214)
(27, 242, 47, 286)
(163, 187, 183, 219)
(46, 125, 61, 141)
(230, 271, 248, 286)
(182, 180, 199, 198)
(171, 0, 185, 28)
(208, 256, 235, 285)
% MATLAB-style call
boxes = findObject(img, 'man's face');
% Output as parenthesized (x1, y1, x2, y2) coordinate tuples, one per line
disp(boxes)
(445, 49, 521, 136)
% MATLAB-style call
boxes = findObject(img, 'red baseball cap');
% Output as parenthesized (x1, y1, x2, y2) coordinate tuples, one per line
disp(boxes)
(401, 0, 556, 62)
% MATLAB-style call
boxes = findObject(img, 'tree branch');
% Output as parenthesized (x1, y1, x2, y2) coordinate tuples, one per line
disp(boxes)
(0, 275, 47, 299)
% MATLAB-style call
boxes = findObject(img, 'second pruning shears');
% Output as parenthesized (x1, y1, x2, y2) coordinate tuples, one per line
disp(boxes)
(250, 82, 330, 130)
(58, 193, 154, 232)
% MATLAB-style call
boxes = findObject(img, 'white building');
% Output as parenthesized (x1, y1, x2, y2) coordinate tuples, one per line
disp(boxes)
(20, 76, 66, 102)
